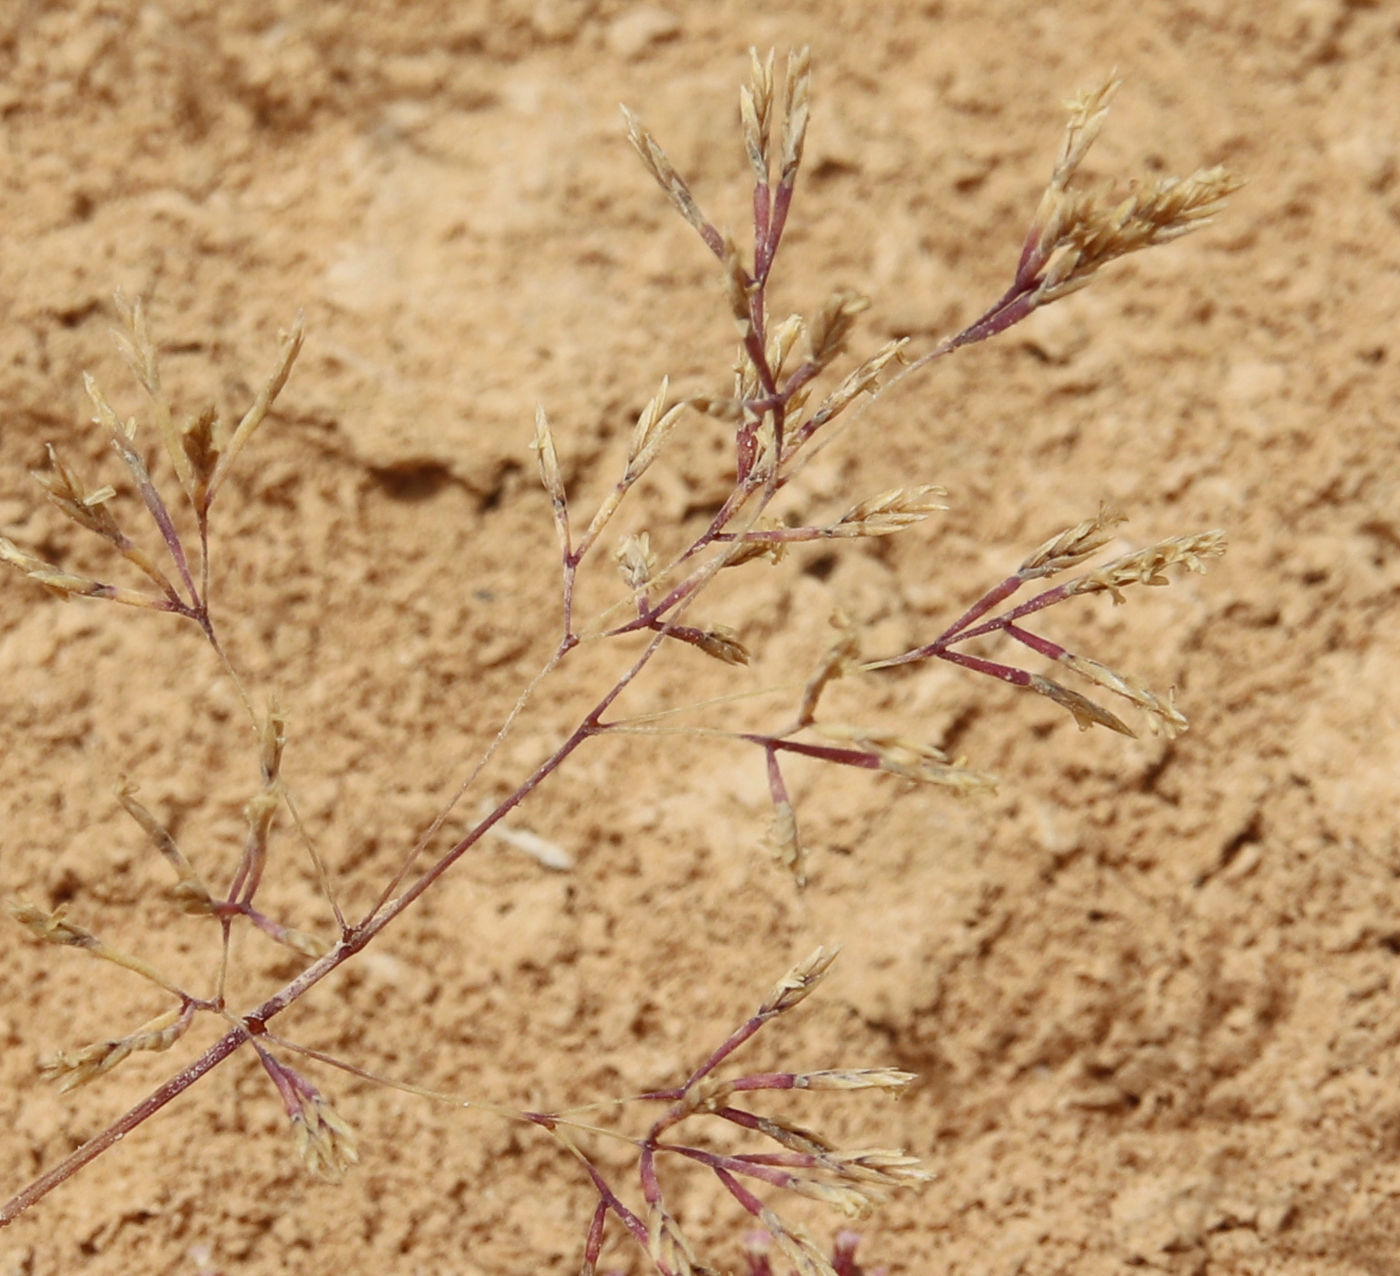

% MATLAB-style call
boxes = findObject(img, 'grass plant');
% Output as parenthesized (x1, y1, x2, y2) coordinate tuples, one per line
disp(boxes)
(0, 50, 1236, 1273)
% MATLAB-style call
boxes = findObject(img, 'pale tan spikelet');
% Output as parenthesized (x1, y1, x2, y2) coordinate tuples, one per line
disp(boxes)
(11, 900, 183, 993)
(815, 724, 997, 793)
(110, 292, 160, 402)
(263, 919, 332, 958)
(109, 294, 185, 489)
(796, 612, 861, 726)
(765, 1211, 839, 1276)
(761, 945, 840, 1016)
(626, 377, 669, 465)
(749, 1111, 836, 1158)
(1055, 78, 1120, 188)
(793, 1068, 917, 1094)
(804, 338, 909, 431)
(834, 1148, 932, 1187)
(1036, 168, 1244, 304)
(625, 380, 694, 480)
(180, 405, 221, 497)
(292, 1090, 360, 1183)
(694, 624, 751, 666)
(766, 313, 807, 380)
(615, 531, 656, 590)
(834, 485, 948, 537)
(807, 290, 870, 369)
(207, 315, 304, 504)
(116, 781, 213, 914)
(30, 444, 122, 542)
(722, 236, 755, 331)
(689, 392, 745, 424)
(0, 537, 109, 601)
(532, 405, 566, 507)
(1029, 673, 1134, 735)
(9, 901, 101, 951)
(40, 1038, 136, 1092)
(784, 379, 815, 424)
(785, 1177, 874, 1218)
(741, 46, 776, 182)
(1020, 505, 1126, 576)
(82, 372, 136, 443)
(766, 798, 804, 884)
(258, 702, 287, 782)
(1067, 529, 1227, 602)
(779, 46, 812, 185)
(726, 516, 789, 567)
(646, 1204, 699, 1276)
(1060, 651, 1189, 737)
(240, 788, 278, 899)
(40, 1004, 192, 1093)
(621, 104, 710, 239)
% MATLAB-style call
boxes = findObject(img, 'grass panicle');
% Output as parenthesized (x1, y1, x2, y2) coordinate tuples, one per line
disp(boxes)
(0, 49, 1235, 1273)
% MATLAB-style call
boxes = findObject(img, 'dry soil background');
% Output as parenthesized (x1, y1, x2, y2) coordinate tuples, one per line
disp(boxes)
(2, 2, 1399, 1274)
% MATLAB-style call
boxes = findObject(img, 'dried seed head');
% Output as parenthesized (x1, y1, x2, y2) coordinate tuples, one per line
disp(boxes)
(834, 486, 948, 537)
(785, 1178, 875, 1219)
(258, 702, 287, 782)
(181, 405, 221, 492)
(627, 377, 669, 463)
(1060, 651, 1189, 737)
(766, 798, 804, 885)
(761, 945, 840, 1016)
(727, 517, 790, 567)
(832, 1148, 932, 1187)
(82, 372, 135, 442)
(0, 537, 98, 600)
(647, 1204, 700, 1276)
(116, 780, 213, 914)
(1036, 167, 1244, 304)
(111, 292, 160, 400)
(723, 237, 756, 332)
(766, 313, 807, 380)
(31, 444, 124, 542)
(626, 383, 695, 481)
(816, 724, 998, 793)
(41, 1039, 136, 1092)
(206, 315, 305, 506)
(1029, 673, 1134, 735)
(794, 1068, 917, 1094)
(694, 624, 751, 666)
(1055, 78, 1120, 190)
(795, 611, 861, 728)
(531, 405, 565, 506)
(615, 532, 656, 590)
(622, 104, 711, 241)
(292, 1089, 360, 1183)
(9, 901, 100, 950)
(766, 1213, 839, 1276)
(778, 46, 812, 185)
(807, 290, 870, 370)
(1020, 506, 1127, 576)
(741, 47, 776, 182)
(40, 1005, 192, 1093)
(804, 338, 909, 432)
(1067, 529, 1227, 601)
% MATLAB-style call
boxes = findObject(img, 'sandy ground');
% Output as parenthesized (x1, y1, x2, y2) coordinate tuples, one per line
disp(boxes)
(2, 2, 1399, 1274)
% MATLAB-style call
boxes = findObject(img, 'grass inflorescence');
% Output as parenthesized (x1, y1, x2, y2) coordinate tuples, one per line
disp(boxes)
(0, 49, 1235, 1274)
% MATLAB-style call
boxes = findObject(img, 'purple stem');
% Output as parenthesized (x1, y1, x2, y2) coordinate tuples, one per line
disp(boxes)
(935, 648, 1032, 687)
